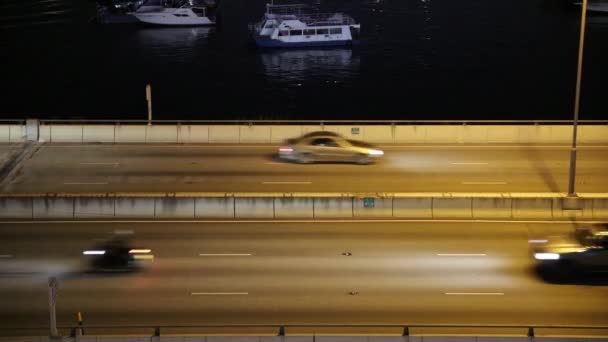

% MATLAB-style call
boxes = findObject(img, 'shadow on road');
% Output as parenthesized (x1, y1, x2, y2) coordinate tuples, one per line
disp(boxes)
(525, 147, 561, 192)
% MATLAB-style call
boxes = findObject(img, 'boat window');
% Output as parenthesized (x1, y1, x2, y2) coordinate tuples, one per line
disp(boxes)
(304, 29, 316, 36)
(290, 30, 303, 36)
(316, 28, 329, 35)
(330, 27, 342, 34)
(279, 30, 289, 36)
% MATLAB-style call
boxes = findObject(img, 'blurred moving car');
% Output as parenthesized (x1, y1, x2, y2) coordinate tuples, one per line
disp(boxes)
(278, 131, 384, 164)
(531, 224, 608, 275)
(83, 237, 153, 272)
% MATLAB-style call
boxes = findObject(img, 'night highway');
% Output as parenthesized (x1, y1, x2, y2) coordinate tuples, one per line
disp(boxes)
(1, 144, 608, 193)
(1, 220, 607, 336)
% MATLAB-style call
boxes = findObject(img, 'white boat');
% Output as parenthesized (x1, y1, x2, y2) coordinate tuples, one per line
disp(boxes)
(131, 0, 217, 26)
(252, 3, 361, 48)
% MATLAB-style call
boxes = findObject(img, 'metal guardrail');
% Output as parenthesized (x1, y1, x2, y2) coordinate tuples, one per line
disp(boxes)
(0, 119, 27, 124)
(2, 324, 608, 338)
(33, 119, 608, 125)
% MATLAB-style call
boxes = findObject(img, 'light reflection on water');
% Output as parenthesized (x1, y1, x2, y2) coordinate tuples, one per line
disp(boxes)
(259, 48, 359, 81)
(134, 27, 214, 59)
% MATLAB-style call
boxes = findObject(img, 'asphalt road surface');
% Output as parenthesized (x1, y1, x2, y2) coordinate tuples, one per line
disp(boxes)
(0, 220, 607, 336)
(1, 144, 607, 193)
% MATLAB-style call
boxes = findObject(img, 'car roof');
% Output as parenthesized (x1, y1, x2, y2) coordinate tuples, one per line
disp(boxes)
(299, 131, 342, 139)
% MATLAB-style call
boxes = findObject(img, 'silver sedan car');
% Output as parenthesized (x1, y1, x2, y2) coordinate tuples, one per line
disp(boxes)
(531, 224, 608, 276)
(277, 131, 384, 164)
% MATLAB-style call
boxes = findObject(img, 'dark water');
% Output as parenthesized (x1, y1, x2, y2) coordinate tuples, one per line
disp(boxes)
(0, 0, 607, 120)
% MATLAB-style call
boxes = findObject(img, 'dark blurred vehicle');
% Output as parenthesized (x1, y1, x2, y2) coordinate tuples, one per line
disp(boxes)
(277, 131, 384, 164)
(531, 224, 608, 275)
(83, 237, 153, 272)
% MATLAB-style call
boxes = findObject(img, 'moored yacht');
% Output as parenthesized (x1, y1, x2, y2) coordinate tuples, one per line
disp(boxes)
(252, 2, 360, 48)
(131, 0, 218, 26)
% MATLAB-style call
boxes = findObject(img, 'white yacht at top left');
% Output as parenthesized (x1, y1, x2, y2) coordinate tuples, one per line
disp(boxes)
(130, 0, 219, 26)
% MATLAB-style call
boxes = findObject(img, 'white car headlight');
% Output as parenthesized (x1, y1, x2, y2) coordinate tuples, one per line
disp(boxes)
(83, 250, 106, 255)
(368, 149, 384, 156)
(534, 253, 560, 260)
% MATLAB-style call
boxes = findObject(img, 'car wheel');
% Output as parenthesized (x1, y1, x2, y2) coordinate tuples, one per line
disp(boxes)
(355, 154, 372, 165)
(298, 153, 314, 164)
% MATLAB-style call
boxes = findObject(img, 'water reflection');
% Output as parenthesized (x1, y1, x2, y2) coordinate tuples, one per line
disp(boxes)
(133, 27, 214, 59)
(259, 48, 360, 81)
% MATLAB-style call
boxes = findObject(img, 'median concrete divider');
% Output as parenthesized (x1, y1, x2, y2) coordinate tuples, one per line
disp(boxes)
(353, 197, 393, 218)
(0, 193, 607, 220)
(115, 198, 155, 218)
(592, 198, 608, 220)
(275, 198, 314, 218)
(313, 198, 353, 218)
(472, 197, 512, 219)
(195, 197, 235, 218)
(0, 197, 32, 218)
(235, 198, 274, 218)
(393, 197, 433, 218)
(74, 197, 115, 218)
(33, 198, 74, 219)
(432, 197, 473, 219)
(155, 198, 195, 218)
(511, 196, 554, 219)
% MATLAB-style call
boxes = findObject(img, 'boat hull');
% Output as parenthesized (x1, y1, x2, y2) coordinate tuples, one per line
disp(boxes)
(255, 38, 355, 48)
(133, 15, 214, 26)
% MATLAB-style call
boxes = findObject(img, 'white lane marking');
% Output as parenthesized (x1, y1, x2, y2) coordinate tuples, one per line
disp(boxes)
(262, 181, 311, 185)
(0, 254, 14, 258)
(437, 253, 486, 257)
(63, 182, 109, 185)
(451, 162, 489, 165)
(79, 162, 119, 166)
(199, 253, 253, 257)
(191, 292, 248, 296)
(445, 292, 504, 296)
(461, 181, 507, 185)
(2, 219, 606, 224)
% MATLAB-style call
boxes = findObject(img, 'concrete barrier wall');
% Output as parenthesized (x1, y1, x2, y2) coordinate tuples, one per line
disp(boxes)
(2, 335, 605, 342)
(5, 124, 607, 145)
(275, 198, 314, 218)
(1, 195, 604, 220)
(178, 125, 210, 144)
(10, 125, 26, 143)
(83, 125, 115, 143)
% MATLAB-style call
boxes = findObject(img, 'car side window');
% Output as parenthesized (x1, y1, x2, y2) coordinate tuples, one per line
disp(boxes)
(311, 138, 338, 147)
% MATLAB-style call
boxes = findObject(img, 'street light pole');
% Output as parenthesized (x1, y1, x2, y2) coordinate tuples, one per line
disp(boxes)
(568, 0, 588, 197)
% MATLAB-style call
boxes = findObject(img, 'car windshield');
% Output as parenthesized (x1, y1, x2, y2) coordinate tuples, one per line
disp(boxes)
(574, 226, 608, 247)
